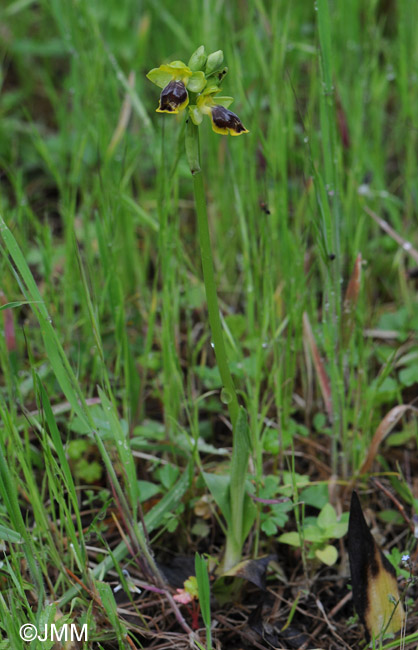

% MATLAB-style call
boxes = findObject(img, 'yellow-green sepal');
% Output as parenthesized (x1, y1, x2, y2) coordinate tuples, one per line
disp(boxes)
(200, 81, 222, 97)
(146, 67, 173, 89)
(188, 105, 203, 125)
(188, 45, 207, 71)
(163, 60, 189, 72)
(187, 71, 207, 93)
(147, 61, 193, 88)
(215, 96, 234, 108)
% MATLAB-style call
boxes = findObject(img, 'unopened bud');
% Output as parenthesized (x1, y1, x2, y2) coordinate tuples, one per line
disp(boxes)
(206, 50, 224, 74)
(188, 46, 207, 71)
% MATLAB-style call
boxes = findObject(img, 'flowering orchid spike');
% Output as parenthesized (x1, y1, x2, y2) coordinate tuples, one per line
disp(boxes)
(147, 50, 248, 136)
(146, 60, 206, 114)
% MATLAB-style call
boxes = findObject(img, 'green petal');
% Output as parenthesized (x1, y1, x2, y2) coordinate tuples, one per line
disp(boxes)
(188, 105, 203, 125)
(146, 67, 173, 89)
(201, 81, 222, 96)
(215, 96, 234, 108)
(187, 71, 206, 93)
(165, 60, 188, 70)
(196, 93, 212, 114)
(160, 61, 192, 82)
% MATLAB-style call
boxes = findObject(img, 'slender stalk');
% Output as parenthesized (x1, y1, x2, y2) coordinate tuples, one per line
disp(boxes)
(316, 0, 345, 475)
(185, 120, 239, 428)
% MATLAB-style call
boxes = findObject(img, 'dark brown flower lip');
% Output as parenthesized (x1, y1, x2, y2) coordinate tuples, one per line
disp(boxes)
(210, 105, 248, 134)
(157, 80, 188, 113)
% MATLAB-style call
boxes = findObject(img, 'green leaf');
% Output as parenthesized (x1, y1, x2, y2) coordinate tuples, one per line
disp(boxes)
(300, 483, 329, 508)
(377, 509, 404, 525)
(303, 525, 324, 542)
(385, 428, 416, 446)
(137, 480, 161, 502)
(315, 544, 338, 566)
(261, 519, 278, 536)
(399, 364, 418, 387)
(262, 426, 292, 453)
(97, 389, 139, 514)
(0, 300, 31, 311)
(271, 502, 292, 523)
(202, 472, 231, 524)
(317, 502, 337, 528)
(67, 439, 88, 460)
(324, 521, 348, 539)
(165, 513, 179, 533)
(368, 376, 398, 404)
(145, 464, 191, 533)
(278, 532, 301, 547)
(156, 463, 180, 490)
(75, 459, 102, 483)
(95, 581, 122, 633)
(195, 554, 211, 628)
(0, 524, 23, 543)
(133, 419, 165, 440)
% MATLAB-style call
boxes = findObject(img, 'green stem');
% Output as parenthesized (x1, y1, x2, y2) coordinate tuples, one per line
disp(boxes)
(186, 120, 239, 428)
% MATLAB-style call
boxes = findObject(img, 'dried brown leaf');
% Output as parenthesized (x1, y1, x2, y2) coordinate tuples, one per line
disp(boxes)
(342, 253, 362, 345)
(359, 404, 418, 475)
(303, 312, 333, 421)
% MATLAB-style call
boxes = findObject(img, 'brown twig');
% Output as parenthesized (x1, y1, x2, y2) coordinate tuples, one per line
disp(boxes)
(303, 311, 333, 421)
(365, 206, 418, 264)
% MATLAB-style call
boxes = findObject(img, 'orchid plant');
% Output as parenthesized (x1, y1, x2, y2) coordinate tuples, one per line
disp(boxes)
(147, 47, 252, 576)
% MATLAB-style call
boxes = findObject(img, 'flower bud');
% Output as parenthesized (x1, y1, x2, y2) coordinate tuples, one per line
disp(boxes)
(188, 45, 207, 71)
(205, 50, 224, 74)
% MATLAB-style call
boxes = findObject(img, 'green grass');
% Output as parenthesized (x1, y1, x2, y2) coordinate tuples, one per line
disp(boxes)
(1, 0, 418, 648)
